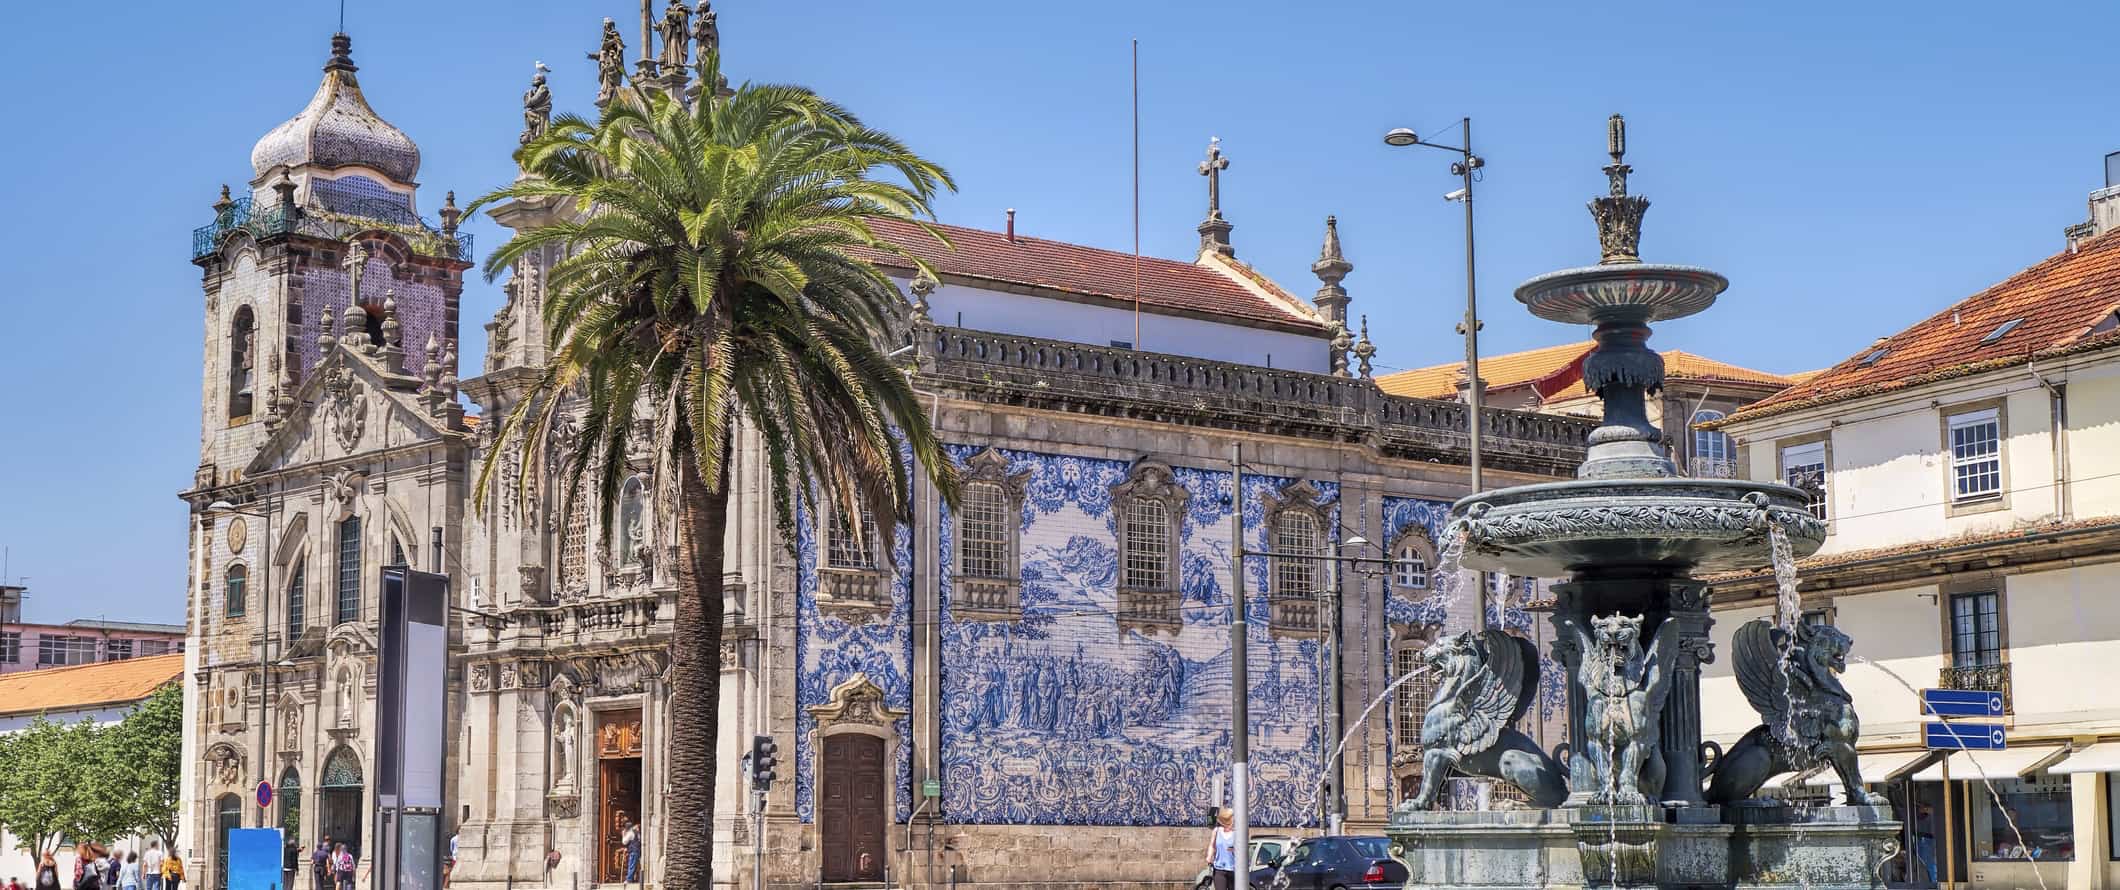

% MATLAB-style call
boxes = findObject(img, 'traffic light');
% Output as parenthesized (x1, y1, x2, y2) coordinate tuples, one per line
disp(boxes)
(751, 734, 779, 791)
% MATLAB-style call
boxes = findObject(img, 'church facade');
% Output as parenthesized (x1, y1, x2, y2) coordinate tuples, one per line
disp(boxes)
(177, 11, 1593, 890)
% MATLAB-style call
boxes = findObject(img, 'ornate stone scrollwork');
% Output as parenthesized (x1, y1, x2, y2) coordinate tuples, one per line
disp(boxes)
(323, 365, 368, 453)
(208, 743, 245, 788)
(807, 675, 906, 728)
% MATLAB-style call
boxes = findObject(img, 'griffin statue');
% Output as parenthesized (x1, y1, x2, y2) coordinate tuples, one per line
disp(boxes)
(1404, 629, 1568, 810)
(1569, 613, 1679, 805)
(1704, 617, 1885, 806)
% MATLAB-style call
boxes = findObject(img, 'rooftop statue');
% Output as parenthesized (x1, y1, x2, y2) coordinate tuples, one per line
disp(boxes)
(521, 62, 552, 146)
(588, 18, 626, 107)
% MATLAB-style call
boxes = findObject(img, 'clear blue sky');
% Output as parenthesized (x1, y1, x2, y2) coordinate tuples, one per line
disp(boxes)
(2, 1, 2115, 623)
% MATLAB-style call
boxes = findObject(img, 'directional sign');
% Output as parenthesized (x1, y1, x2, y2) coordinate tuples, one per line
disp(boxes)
(1923, 688, 2006, 719)
(1925, 721, 2007, 751)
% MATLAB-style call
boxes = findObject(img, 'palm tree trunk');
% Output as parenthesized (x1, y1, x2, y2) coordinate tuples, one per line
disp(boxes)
(663, 439, 729, 890)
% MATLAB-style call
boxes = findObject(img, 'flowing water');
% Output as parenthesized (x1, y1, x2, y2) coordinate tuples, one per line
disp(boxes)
(1849, 654, 2052, 890)
(1766, 525, 1817, 890)
(1299, 666, 1438, 830)
(1432, 524, 1471, 624)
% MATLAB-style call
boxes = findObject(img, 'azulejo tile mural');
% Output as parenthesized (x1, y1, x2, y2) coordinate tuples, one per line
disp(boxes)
(793, 502, 914, 824)
(936, 445, 1337, 827)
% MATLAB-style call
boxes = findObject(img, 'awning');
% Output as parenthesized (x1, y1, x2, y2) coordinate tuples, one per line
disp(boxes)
(1910, 745, 2067, 782)
(1800, 750, 1937, 787)
(2049, 741, 2120, 774)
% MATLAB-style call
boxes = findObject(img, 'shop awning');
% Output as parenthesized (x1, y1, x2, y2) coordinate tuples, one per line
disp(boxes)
(1909, 745, 2067, 782)
(2049, 741, 2120, 774)
(1799, 750, 1937, 787)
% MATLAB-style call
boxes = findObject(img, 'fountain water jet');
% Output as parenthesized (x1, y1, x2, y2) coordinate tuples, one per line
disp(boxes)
(1384, 116, 1898, 890)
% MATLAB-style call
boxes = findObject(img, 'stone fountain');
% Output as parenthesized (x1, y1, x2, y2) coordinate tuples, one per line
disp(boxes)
(1384, 116, 1899, 890)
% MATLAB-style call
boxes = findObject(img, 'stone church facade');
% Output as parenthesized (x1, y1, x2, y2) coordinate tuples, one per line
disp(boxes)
(178, 14, 1593, 890)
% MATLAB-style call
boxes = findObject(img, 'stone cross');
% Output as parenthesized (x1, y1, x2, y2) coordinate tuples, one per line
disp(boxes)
(1198, 137, 1230, 220)
(344, 242, 371, 305)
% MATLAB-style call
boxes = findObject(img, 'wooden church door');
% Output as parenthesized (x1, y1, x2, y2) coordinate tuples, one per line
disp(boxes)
(819, 734, 886, 883)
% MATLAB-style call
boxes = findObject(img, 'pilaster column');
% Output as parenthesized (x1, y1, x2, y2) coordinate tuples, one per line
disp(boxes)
(1658, 581, 1713, 807)
(1548, 584, 1591, 806)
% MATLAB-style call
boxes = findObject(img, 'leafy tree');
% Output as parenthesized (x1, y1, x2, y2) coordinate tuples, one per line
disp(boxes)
(0, 716, 128, 855)
(103, 683, 184, 844)
(468, 51, 959, 890)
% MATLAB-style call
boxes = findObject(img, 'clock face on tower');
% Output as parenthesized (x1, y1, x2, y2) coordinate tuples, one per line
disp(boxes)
(227, 517, 249, 554)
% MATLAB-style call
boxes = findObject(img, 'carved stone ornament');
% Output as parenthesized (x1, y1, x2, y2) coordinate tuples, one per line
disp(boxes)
(807, 674, 906, 728)
(593, 655, 644, 696)
(281, 706, 303, 752)
(208, 743, 245, 788)
(323, 365, 368, 453)
(547, 795, 581, 819)
(325, 469, 367, 520)
(1461, 501, 1826, 550)
(499, 662, 520, 690)
(470, 663, 494, 693)
(226, 517, 249, 554)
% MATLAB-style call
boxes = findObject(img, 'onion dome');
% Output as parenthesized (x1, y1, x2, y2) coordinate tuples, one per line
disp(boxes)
(250, 34, 421, 184)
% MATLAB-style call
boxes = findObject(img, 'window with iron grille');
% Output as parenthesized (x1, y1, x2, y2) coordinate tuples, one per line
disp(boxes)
(1394, 540, 1429, 591)
(1948, 409, 2002, 502)
(225, 564, 248, 617)
(1274, 511, 1321, 599)
(960, 483, 1011, 580)
(1951, 591, 2002, 668)
(560, 493, 589, 592)
(336, 517, 362, 624)
(287, 559, 306, 638)
(1781, 441, 1828, 521)
(827, 506, 879, 570)
(107, 639, 134, 661)
(1123, 498, 1171, 590)
(1692, 410, 1735, 477)
(1394, 646, 1439, 751)
(0, 631, 18, 664)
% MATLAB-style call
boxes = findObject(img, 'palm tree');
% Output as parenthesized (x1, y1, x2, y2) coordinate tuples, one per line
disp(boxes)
(468, 54, 960, 890)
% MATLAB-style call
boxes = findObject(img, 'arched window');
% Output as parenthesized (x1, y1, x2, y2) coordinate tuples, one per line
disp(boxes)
(278, 767, 302, 843)
(1111, 460, 1189, 635)
(1692, 410, 1732, 477)
(336, 517, 362, 624)
(225, 564, 248, 618)
(617, 477, 647, 567)
(229, 306, 256, 419)
(286, 558, 306, 638)
(1392, 533, 1435, 592)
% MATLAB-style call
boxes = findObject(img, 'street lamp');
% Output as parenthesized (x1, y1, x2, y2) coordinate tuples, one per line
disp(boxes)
(207, 499, 274, 828)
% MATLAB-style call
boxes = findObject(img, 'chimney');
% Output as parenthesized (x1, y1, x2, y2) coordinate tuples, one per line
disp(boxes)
(2066, 150, 2120, 249)
(1005, 208, 1016, 243)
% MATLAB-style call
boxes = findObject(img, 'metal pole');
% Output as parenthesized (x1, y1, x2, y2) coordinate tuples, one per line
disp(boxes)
(1228, 444, 1249, 869)
(1458, 117, 1488, 636)
(1941, 757, 1955, 889)
(1324, 548, 1343, 835)
(752, 790, 765, 890)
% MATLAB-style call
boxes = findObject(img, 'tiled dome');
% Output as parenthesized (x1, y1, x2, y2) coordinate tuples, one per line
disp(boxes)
(250, 34, 421, 184)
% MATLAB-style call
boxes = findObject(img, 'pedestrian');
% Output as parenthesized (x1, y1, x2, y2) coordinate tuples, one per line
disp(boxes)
(1913, 803, 1938, 887)
(311, 838, 332, 890)
(76, 844, 106, 890)
(36, 852, 61, 890)
(141, 842, 164, 890)
(120, 853, 142, 890)
(1208, 808, 1237, 890)
(618, 813, 640, 884)
(331, 844, 355, 890)
(160, 849, 184, 890)
(105, 851, 123, 889)
(441, 832, 457, 888)
(11, 874, 27, 890)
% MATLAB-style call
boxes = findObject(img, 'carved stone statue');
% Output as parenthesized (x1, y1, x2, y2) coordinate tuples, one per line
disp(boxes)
(335, 667, 358, 729)
(692, 1, 718, 59)
(1568, 613, 1679, 805)
(1705, 618, 1886, 806)
(656, 0, 690, 74)
(587, 19, 626, 106)
(520, 62, 552, 146)
(1403, 629, 1568, 810)
(553, 708, 578, 789)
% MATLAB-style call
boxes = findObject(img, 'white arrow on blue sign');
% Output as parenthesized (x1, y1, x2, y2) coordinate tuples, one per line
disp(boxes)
(1922, 688, 2005, 718)
(1924, 721, 2007, 751)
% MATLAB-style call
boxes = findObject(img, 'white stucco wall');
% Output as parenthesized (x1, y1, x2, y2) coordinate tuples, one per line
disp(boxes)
(914, 280, 1329, 372)
(2065, 368, 2120, 516)
(1998, 561, 2120, 733)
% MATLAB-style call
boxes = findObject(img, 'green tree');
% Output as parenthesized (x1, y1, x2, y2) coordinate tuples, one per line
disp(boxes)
(103, 683, 185, 844)
(0, 716, 128, 855)
(467, 53, 959, 890)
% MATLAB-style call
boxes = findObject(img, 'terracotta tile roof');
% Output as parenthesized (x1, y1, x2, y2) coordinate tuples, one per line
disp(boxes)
(1722, 229, 2120, 426)
(1698, 515, 2120, 585)
(852, 217, 1327, 331)
(0, 653, 183, 718)
(1376, 341, 1793, 401)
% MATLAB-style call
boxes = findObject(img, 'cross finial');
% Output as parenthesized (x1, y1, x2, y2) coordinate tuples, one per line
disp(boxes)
(343, 242, 371, 305)
(1195, 137, 1236, 258)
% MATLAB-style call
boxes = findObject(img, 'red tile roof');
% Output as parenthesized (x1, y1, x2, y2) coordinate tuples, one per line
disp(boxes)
(0, 654, 184, 717)
(1376, 341, 1794, 401)
(854, 217, 1326, 331)
(1722, 229, 2120, 425)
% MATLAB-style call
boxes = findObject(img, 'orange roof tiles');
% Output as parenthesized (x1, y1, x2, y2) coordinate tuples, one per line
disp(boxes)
(0, 653, 184, 718)
(1725, 229, 2120, 425)
(1376, 341, 1794, 401)
(852, 217, 1326, 331)
(1543, 350, 1798, 400)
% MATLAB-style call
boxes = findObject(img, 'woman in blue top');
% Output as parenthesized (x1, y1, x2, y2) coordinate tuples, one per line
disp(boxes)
(1209, 808, 1237, 890)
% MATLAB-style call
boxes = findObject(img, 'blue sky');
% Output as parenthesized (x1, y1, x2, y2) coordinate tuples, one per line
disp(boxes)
(1, 1, 2115, 623)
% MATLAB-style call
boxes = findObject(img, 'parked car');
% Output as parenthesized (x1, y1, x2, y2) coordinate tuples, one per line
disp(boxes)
(1192, 835, 1295, 890)
(1249, 836, 1406, 890)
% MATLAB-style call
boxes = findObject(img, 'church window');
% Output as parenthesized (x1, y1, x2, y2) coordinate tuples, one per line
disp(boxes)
(1394, 644, 1441, 752)
(819, 500, 888, 618)
(225, 564, 248, 618)
(286, 558, 306, 638)
(1111, 460, 1189, 635)
(951, 448, 1029, 622)
(616, 477, 647, 567)
(229, 306, 256, 419)
(336, 517, 362, 624)
(1123, 499, 1171, 590)
(827, 505, 879, 570)
(1266, 481, 1329, 637)
(1392, 532, 1436, 592)
(959, 484, 1010, 580)
(559, 485, 590, 595)
(390, 534, 408, 567)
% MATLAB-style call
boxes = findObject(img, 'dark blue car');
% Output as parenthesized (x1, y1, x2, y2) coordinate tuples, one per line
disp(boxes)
(1250, 836, 1406, 890)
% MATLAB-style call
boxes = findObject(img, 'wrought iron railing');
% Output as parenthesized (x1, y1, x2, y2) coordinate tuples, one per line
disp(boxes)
(192, 196, 473, 263)
(1939, 662, 2012, 712)
(1692, 457, 1740, 479)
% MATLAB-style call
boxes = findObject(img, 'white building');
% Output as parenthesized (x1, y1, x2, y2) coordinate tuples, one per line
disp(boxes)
(1703, 165, 2120, 890)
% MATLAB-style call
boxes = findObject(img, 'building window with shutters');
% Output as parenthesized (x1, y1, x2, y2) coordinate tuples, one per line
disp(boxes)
(1265, 480, 1329, 638)
(1942, 402, 2009, 514)
(1111, 460, 1189, 636)
(225, 564, 248, 618)
(952, 447, 1028, 622)
(336, 517, 362, 625)
(1779, 438, 1829, 523)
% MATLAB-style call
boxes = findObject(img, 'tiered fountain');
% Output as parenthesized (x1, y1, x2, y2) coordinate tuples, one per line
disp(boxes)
(1384, 116, 1899, 890)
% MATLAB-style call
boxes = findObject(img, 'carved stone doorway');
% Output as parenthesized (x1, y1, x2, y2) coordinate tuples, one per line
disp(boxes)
(819, 733, 886, 883)
(595, 709, 645, 884)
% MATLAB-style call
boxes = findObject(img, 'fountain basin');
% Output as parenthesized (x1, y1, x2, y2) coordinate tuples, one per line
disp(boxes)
(1515, 263, 1729, 326)
(1450, 478, 1825, 578)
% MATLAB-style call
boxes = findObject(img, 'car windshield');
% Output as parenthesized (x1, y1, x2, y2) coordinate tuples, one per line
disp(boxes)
(1254, 843, 1282, 865)
(1343, 837, 1390, 859)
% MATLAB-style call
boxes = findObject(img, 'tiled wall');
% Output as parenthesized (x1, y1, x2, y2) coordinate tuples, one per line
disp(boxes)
(793, 503, 915, 824)
(294, 255, 447, 376)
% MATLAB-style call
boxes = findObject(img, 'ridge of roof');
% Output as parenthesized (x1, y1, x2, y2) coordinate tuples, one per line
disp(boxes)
(852, 217, 1327, 331)
(1722, 227, 2120, 426)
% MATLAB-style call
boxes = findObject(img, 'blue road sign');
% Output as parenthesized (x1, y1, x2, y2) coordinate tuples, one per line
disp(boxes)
(1923, 688, 2006, 718)
(1925, 721, 2007, 751)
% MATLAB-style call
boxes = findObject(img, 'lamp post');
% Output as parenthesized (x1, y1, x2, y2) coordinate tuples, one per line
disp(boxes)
(207, 499, 273, 829)
(1385, 118, 1487, 629)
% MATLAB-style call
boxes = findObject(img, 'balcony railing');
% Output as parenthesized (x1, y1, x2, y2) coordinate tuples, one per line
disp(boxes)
(1939, 662, 2012, 713)
(192, 196, 473, 263)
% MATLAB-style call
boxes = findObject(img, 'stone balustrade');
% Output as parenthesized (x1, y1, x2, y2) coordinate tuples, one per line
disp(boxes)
(916, 326, 1592, 475)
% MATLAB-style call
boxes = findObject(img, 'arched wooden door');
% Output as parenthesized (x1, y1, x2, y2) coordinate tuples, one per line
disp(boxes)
(215, 794, 242, 890)
(818, 734, 886, 883)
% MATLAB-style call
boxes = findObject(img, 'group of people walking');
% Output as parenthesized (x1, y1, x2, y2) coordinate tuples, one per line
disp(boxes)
(22, 841, 183, 890)
(306, 838, 356, 890)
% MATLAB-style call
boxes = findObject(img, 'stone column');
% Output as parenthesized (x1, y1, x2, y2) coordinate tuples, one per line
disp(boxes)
(1548, 583, 1592, 806)
(1658, 580, 1713, 807)
(2067, 769, 2108, 890)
